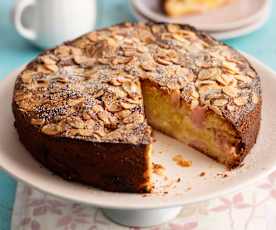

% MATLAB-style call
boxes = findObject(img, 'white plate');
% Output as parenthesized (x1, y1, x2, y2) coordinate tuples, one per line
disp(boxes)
(131, 0, 269, 32)
(211, 4, 270, 40)
(0, 54, 276, 211)
(130, 1, 270, 40)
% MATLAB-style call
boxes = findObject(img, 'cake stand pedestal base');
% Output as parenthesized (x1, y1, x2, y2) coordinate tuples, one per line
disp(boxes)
(102, 206, 182, 227)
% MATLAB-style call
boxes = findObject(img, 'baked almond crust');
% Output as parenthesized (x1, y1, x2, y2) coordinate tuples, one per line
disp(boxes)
(12, 22, 261, 192)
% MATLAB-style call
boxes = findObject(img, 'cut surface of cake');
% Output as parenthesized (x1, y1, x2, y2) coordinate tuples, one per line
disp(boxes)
(163, 0, 232, 17)
(12, 22, 261, 193)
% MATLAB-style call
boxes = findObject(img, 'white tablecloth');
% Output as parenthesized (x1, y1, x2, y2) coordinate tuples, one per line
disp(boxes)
(11, 170, 276, 230)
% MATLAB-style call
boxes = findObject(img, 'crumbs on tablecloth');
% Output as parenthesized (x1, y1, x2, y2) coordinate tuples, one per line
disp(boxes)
(199, 172, 206, 177)
(153, 163, 166, 176)
(217, 172, 228, 178)
(172, 154, 192, 167)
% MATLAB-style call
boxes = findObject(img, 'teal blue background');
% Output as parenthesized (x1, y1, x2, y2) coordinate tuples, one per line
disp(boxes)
(0, 0, 276, 229)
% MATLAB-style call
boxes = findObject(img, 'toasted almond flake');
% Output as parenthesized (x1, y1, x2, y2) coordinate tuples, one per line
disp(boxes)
(210, 105, 222, 116)
(97, 111, 110, 124)
(216, 74, 234, 86)
(73, 55, 95, 66)
(41, 124, 63, 135)
(68, 117, 85, 129)
(234, 96, 248, 106)
(191, 89, 199, 98)
(223, 60, 239, 74)
(167, 24, 180, 33)
(78, 129, 94, 136)
(82, 112, 91, 120)
(31, 118, 45, 126)
(55, 45, 71, 57)
(87, 33, 97, 42)
(252, 93, 259, 104)
(140, 62, 156, 71)
(120, 101, 137, 109)
(45, 64, 58, 72)
(213, 99, 227, 107)
(155, 57, 171, 66)
(116, 110, 132, 119)
(94, 127, 106, 137)
(110, 86, 128, 98)
(91, 104, 103, 113)
(85, 119, 96, 128)
(235, 74, 252, 84)
(68, 98, 84, 106)
(223, 86, 239, 97)
(21, 71, 33, 84)
(227, 104, 235, 111)
(40, 55, 56, 65)
(112, 56, 133, 65)
(190, 99, 199, 109)
(172, 33, 187, 42)
(106, 101, 122, 112)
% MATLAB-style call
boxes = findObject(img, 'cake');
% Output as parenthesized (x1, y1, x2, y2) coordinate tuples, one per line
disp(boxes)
(163, 0, 232, 17)
(12, 22, 261, 193)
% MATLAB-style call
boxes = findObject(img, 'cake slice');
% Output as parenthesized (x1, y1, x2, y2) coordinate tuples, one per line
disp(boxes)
(163, 0, 232, 17)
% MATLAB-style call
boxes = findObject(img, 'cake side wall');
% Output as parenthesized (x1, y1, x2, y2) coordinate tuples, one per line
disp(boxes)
(12, 102, 152, 193)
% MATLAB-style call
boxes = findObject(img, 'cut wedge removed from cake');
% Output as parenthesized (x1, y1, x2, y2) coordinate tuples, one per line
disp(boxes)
(12, 22, 261, 193)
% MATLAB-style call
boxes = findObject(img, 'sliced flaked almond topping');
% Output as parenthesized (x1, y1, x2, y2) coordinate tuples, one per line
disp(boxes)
(190, 99, 199, 109)
(40, 55, 56, 65)
(227, 104, 235, 111)
(235, 74, 252, 84)
(122, 81, 140, 97)
(68, 98, 84, 106)
(210, 105, 222, 116)
(120, 101, 137, 109)
(252, 93, 259, 104)
(167, 24, 180, 33)
(55, 45, 71, 57)
(45, 64, 58, 73)
(222, 60, 239, 74)
(234, 96, 248, 106)
(198, 68, 221, 81)
(105, 101, 122, 112)
(78, 129, 94, 137)
(191, 89, 199, 98)
(109, 78, 122, 86)
(82, 112, 91, 120)
(116, 110, 132, 119)
(21, 71, 33, 84)
(140, 62, 156, 71)
(155, 57, 171, 66)
(97, 111, 110, 124)
(73, 55, 95, 66)
(68, 117, 85, 129)
(87, 32, 97, 42)
(109, 86, 127, 98)
(31, 118, 45, 126)
(112, 56, 133, 65)
(223, 86, 239, 97)
(216, 74, 234, 86)
(213, 99, 228, 107)
(41, 123, 63, 135)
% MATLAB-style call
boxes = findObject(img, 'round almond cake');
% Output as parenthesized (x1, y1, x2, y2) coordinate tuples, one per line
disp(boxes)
(12, 23, 261, 193)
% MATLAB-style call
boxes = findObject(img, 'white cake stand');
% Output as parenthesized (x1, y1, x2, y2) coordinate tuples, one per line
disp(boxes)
(1, 54, 276, 227)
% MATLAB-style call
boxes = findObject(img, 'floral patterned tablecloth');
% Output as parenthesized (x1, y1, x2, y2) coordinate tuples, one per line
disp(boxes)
(11, 170, 276, 230)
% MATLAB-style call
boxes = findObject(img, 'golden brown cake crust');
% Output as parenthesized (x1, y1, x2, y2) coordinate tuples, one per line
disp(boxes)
(12, 22, 261, 192)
